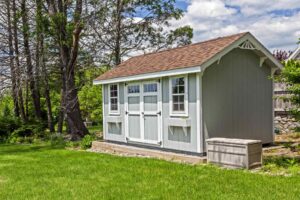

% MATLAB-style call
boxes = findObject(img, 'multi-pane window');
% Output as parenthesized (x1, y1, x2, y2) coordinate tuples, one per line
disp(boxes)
(110, 84, 118, 112)
(171, 77, 185, 112)
(128, 85, 140, 93)
(144, 83, 157, 93)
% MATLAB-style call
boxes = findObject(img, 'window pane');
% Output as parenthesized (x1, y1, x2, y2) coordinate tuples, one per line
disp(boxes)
(173, 103, 179, 111)
(144, 83, 157, 93)
(178, 77, 184, 85)
(111, 104, 118, 111)
(172, 78, 178, 87)
(179, 103, 184, 111)
(179, 95, 184, 103)
(128, 85, 140, 93)
(110, 84, 117, 91)
(178, 86, 184, 93)
(172, 86, 178, 93)
(173, 96, 178, 103)
(111, 98, 117, 104)
(110, 90, 117, 97)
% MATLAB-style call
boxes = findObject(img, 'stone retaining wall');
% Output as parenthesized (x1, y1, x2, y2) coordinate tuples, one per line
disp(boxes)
(274, 116, 300, 134)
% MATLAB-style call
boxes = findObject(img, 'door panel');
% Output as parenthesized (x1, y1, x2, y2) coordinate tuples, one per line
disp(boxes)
(144, 96, 158, 112)
(128, 115, 141, 139)
(144, 115, 158, 141)
(128, 96, 140, 111)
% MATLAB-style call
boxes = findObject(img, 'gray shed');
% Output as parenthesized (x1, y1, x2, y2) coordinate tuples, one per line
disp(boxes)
(93, 32, 282, 154)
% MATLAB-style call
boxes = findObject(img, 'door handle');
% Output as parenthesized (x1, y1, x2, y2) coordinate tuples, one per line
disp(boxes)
(157, 111, 161, 115)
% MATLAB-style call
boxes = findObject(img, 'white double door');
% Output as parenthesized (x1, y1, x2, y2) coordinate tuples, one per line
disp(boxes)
(125, 80, 162, 145)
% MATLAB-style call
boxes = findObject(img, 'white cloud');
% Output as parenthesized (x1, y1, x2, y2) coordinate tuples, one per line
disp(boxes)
(171, 0, 300, 51)
(187, 0, 236, 18)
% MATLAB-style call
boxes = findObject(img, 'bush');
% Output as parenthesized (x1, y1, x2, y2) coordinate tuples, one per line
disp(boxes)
(80, 134, 95, 149)
(49, 133, 66, 147)
(66, 141, 80, 148)
(0, 117, 22, 142)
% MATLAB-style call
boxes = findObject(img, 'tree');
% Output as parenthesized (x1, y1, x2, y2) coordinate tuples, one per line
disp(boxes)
(78, 68, 104, 123)
(21, 0, 42, 120)
(12, 0, 27, 122)
(36, 0, 54, 132)
(5, 0, 19, 117)
(88, 0, 193, 66)
(278, 60, 300, 118)
(273, 50, 292, 62)
(46, 0, 89, 139)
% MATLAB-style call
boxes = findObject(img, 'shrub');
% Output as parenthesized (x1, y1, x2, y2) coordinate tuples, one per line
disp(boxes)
(80, 134, 95, 150)
(0, 117, 22, 142)
(49, 133, 66, 147)
(66, 141, 80, 148)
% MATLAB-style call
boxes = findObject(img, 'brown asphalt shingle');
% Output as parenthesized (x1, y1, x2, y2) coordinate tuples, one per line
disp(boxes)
(95, 32, 248, 81)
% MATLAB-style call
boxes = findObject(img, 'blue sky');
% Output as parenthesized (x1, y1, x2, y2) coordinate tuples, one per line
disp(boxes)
(171, 0, 300, 51)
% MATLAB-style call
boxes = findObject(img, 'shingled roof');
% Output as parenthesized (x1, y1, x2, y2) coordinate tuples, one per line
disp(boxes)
(95, 32, 249, 82)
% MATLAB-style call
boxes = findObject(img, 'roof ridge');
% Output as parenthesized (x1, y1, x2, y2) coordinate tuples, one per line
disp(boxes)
(124, 32, 249, 61)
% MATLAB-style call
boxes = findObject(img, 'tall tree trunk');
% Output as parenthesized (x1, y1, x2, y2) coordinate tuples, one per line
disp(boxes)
(47, 0, 89, 139)
(21, 0, 42, 120)
(114, 0, 122, 65)
(12, 0, 26, 122)
(41, 40, 54, 132)
(36, 0, 54, 132)
(57, 62, 66, 134)
(6, 0, 20, 117)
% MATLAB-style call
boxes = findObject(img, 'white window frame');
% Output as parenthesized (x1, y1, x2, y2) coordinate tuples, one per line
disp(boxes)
(169, 75, 188, 117)
(108, 83, 120, 115)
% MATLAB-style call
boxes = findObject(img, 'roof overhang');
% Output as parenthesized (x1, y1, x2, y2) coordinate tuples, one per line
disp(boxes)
(93, 32, 283, 85)
(288, 45, 300, 60)
(93, 65, 201, 85)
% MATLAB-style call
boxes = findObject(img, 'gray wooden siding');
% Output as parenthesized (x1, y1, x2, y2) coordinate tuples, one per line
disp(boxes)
(162, 74, 198, 152)
(202, 49, 273, 144)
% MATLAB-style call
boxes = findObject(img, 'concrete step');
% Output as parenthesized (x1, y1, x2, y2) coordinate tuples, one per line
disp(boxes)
(91, 141, 207, 165)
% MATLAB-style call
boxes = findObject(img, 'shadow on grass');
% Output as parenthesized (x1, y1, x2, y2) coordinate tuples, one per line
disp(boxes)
(0, 143, 65, 155)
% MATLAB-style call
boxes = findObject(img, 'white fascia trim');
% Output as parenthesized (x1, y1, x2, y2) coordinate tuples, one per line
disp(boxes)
(288, 45, 300, 60)
(93, 66, 201, 85)
(201, 33, 283, 72)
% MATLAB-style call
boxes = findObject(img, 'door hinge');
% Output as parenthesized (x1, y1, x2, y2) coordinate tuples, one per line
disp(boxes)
(125, 111, 128, 115)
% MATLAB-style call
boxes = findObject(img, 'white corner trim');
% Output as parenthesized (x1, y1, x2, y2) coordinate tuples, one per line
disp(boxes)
(102, 86, 106, 140)
(196, 73, 200, 153)
(93, 66, 201, 85)
(169, 75, 189, 117)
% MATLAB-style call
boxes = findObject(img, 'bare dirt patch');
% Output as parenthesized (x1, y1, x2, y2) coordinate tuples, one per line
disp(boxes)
(263, 133, 300, 158)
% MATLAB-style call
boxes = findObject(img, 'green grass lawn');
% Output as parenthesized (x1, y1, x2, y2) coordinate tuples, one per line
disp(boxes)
(0, 144, 299, 200)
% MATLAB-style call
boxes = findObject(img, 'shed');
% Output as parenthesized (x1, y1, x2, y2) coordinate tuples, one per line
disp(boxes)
(93, 32, 282, 154)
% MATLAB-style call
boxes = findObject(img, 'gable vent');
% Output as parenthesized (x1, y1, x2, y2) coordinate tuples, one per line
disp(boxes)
(239, 40, 256, 50)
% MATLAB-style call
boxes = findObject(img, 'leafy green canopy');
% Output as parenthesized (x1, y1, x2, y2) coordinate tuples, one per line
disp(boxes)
(279, 60, 300, 118)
